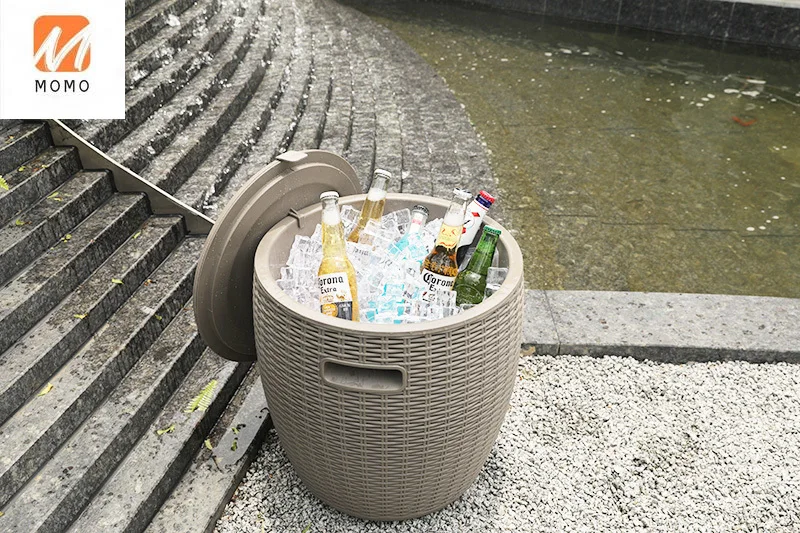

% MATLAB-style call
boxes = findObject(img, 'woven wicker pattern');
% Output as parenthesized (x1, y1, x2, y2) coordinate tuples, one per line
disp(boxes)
(253, 266, 523, 520)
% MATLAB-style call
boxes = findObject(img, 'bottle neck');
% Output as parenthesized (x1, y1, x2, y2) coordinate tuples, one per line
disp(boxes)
(436, 196, 470, 249)
(321, 201, 346, 255)
(407, 212, 427, 235)
(367, 175, 389, 201)
(466, 232, 499, 274)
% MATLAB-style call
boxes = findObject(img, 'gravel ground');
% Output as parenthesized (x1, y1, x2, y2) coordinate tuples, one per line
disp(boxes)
(216, 355, 800, 532)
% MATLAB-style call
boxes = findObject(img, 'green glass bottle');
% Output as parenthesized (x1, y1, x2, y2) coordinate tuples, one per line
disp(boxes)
(453, 226, 501, 305)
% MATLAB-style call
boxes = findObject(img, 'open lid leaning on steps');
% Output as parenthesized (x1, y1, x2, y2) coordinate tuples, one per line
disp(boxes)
(193, 150, 361, 362)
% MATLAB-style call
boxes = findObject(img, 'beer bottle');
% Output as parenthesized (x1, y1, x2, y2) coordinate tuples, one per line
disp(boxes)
(456, 191, 496, 265)
(318, 191, 359, 320)
(406, 205, 429, 236)
(420, 189, 472, 302)
(453, 226, 501, 305)
(394, 205, 429, 249)
(347, 169, 391, 243)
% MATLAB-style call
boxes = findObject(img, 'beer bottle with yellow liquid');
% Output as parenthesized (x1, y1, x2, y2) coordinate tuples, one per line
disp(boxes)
(420, 189, 472, 302)
(317, 191, 359, 321)
(347, 169, 391, 243)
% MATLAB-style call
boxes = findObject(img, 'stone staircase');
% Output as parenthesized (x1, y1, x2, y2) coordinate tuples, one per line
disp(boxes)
(0, 0, 495, 529)
(71, 0, 494, 216)
(0, 122, 269, 532)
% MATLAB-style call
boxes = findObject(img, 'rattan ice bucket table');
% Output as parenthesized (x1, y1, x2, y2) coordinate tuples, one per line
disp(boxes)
(194, 150, 524, 521)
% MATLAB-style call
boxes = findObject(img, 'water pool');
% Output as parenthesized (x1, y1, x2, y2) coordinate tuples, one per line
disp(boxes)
(344, 0, 800, 297)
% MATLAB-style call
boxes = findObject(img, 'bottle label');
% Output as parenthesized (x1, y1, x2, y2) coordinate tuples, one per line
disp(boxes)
(318, 272, 354, 320)
(436, 223, 461, 250)
(458, 200, 489, 249)
(421, 269, 455, 302)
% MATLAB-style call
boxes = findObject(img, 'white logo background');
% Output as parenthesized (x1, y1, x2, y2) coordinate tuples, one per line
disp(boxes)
(0, 0, 124, 119)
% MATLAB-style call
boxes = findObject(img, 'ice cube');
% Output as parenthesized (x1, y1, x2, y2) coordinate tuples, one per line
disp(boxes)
(427, 305, 444, 320)
(383, 283, 405, 298)
(434, 290, 457, 308)
(340, 205, 360, 226)
(358, 220, 380, 246)
(442, 306, 459, 318)
(486, 267, 508, 286)
(484, 283, 501, 299)
(393, 209, 411, 228)
(310, 224, 322, 243)
(372, 233, 394, 252)
(381, 212, 398, 230)
(346, 241, 374, 267)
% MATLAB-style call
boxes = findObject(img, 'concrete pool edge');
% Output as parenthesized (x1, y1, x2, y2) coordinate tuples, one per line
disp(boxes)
(523, 290, 800, 363)
(450, 0, 800, 50)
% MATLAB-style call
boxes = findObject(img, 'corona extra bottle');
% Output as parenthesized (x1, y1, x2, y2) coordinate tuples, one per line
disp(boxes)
(318, 191, 359, 321)
(347, 169, 391, 243)
(453, 226, 501, 305)
(420, 189, 472, 302)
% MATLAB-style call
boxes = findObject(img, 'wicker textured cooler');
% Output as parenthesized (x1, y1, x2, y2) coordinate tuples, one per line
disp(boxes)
(194, 151, 524, 521)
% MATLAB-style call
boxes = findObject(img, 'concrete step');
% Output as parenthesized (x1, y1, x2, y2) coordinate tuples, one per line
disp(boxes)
(146, 373, 271, 533)
(175, 1, 298, 211)
(0, 304, 205, 533)
(326, 6, 376, 187)
(68, 348, 251, 533)
(126, 0, 223, 90)
(126, 0, 161, 21)
(316, 1, 354, 157)
(290, 31, 334, 153)
(0, 146, 80, 226)
(0, 193, 150, 356)
(0, 170, 114, 287)
(0, 237, 203, 507)
(341, 0, 492, 196)
(126, 0, 203, 55)
(0, 120, 23, 135)
(140, 2, 280, 195)
(107, 0, 265, 173)
(208, 4, 318, 214)
(0, 123, 52, 176)
(0, 216, 185, 427)
(79, 0, 240, 152)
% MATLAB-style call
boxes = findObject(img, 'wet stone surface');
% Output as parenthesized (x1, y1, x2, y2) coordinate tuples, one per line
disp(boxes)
(345, 0, 800, 298)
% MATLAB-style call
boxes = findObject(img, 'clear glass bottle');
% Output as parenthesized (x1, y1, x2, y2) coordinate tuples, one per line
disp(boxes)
(420, 189, 472, 302)
(347, 169, 392, 243)
(456, 190, 496, 265)
(318, 191, 359, 321)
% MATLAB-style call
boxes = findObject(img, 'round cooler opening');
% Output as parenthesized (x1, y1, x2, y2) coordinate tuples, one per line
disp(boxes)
(252, 193, 525, 521)
(255, 193, 523, 332)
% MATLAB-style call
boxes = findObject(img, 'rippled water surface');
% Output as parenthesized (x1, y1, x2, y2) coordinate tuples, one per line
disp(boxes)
(346, 0, 800, 297)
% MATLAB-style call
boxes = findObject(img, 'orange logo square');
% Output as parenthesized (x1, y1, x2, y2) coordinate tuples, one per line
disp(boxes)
(33, 15, 91, 72)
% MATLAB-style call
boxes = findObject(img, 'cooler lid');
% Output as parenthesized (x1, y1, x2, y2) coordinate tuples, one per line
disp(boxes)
(193, 150, 361, 362)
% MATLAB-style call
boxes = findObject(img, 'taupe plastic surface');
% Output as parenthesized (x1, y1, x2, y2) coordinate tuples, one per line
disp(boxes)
(253, 193, 524, 521)
(193, 150, 360, 362)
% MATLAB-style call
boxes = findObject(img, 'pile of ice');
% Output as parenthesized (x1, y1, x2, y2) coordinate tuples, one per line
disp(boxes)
(277, 207, 508, 324)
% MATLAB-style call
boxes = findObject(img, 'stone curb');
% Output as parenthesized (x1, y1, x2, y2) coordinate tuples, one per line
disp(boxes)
(523, 289, 800, 363)
(449, 0, 800, 50)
